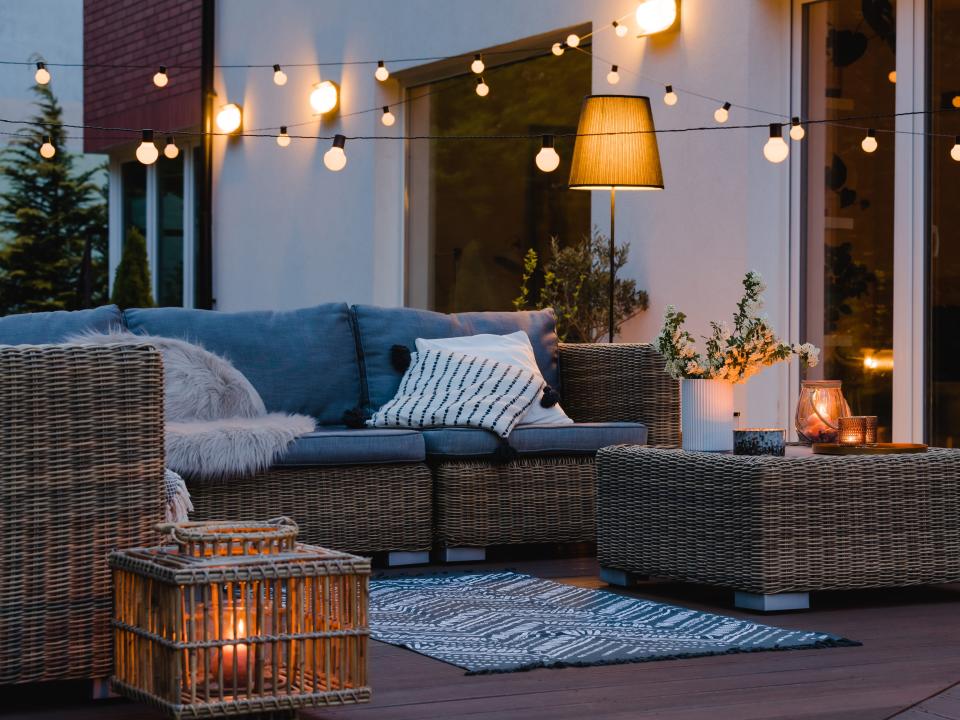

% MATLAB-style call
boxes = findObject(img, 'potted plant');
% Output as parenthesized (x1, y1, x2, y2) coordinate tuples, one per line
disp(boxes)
(655, 271, 819, 451)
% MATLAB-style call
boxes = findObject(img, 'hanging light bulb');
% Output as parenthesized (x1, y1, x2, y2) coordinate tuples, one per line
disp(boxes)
(471, 54, 485, 74)
(324, 134, 347, 172)
(34, 62, 50, 85)
(789, 116, 805, 141)
(136, 129, 159, 165)
(276, 126, 291, 147)
(763, 123, 789, 164)
(861, 129, 878, 153)
(663, 84, 678, 106)
(552, 42, 565, 56)
(273, 64, 288, 86)
(153, 66, 168, 88)
(374, 60, 389, 82)
(566, 33, 581, 48)
(475, 76, 489, 97)
(613, 20, 629, 37)
(714, 101, 731, 123)
(309, 80, 339, 114)
(607, 65, 620, 85)
(215, 103, 243, 133)
(535, 135, 560, 173)
(39, 135, 55, 159)
(380, 106, 396, 127)
(635, 0, 679, 36)
(952, 136, 960, 162)
(163, 136, 179, 159)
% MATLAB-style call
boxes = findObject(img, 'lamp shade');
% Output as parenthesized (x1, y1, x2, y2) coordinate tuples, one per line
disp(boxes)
(568, 95, 664, 190)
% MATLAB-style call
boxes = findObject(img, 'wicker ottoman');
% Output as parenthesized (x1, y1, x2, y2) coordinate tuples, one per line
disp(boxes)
(596, 446, 960, 611)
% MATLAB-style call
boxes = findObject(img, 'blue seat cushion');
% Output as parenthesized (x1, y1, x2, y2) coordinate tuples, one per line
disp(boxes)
(124, 304, 361, 426)
(352, 305, 559, 413)
(0, 305, 123, 345)
(274, 427, 425, 466)
(422, 422, 647, 459)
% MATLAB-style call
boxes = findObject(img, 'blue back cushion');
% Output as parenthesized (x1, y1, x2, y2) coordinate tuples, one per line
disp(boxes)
(125, 304, 360, 425)
(352, 305, 560, 412)
(0, 305, 123, 344)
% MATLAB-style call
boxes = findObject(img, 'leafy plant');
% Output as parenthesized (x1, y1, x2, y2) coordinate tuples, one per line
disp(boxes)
(514, 232, 648, 343)
(111, 226, 154, 309)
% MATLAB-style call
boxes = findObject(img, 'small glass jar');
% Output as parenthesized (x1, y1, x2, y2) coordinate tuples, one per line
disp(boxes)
(795, 380, 851, 444)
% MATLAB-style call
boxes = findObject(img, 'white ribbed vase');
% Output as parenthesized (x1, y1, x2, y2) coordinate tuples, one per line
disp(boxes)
(681, 378, 734, 452)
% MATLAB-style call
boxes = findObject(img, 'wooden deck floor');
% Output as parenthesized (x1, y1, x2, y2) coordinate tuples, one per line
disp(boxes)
(4, 557, 960, 720)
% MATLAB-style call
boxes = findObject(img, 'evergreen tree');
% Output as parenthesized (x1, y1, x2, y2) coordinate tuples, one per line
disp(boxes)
(111, 226, 154, 309)
(0, 84, 108, 314)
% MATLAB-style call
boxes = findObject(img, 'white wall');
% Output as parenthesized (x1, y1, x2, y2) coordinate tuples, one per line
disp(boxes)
(214, 0, 795, 426)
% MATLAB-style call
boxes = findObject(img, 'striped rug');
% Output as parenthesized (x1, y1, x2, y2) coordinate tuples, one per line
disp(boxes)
(369, 572, 859, 674)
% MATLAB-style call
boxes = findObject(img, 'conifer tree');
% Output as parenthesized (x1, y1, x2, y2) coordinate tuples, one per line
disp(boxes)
(111, 226, 154, 309)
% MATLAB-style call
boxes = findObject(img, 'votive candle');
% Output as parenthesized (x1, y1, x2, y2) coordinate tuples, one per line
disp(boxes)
(838, 416, 868, 446)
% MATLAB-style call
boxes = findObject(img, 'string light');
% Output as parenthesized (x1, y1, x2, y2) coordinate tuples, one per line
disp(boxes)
(566, 33, 581, 48)
(475, 76, 489, 97)
(163, 135, 179, 158)
(215, 103, 243, 133)
(153, 66, 168, 88)
(763, 123, 789, 164)
(374, 60, 389, 82)
(635, 0, 679, 36)
(607, 65, 620, 85)
(663, 84, 678, 106)
(714, 101, 731, 123)
(310, 80, 339, 114)
(535, 135, 560, 173)
(861, 128, 878, 153)
(273, 64, 288, 85)
(34, 62, 50, 85)
(276, 126, 290, 147)
(471, 54, 485, 74)
(136, 129, 158, 165)
(789, 116, 805, 141)
(323, 134, 347, 171)
(613, 20, 629, 37)
(888, 70, 896, 84)
(952, 136, 960, 162)
(381, 106, 395, 126)
(39, 135, 55, 158)
(551, 42, 565, 56)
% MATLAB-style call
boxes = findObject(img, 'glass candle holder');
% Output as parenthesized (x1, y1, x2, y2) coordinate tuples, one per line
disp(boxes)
(733, 428, 786, 456)
(838, 416, 868, 446)
(795, 380, 851, 444)
(864, 416, 878, 445)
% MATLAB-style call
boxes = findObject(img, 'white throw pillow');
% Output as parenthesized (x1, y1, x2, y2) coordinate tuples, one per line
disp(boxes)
(415, 331, 573, 426)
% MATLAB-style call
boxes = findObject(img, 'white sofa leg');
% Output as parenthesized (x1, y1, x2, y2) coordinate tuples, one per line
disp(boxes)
(387, 551, 430, 567)
(600, 567, 649, 587)
(91, 677, 116, 699)
(441, 547, 486, 562)
(735, 591, 810, 612)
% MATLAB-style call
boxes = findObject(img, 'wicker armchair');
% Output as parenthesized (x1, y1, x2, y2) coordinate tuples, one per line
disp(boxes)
(434, 343, 679, 549)
(0, 344, 166, 686)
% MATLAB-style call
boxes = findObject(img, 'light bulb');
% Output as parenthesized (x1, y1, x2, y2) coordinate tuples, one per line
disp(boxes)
(535, 135, 560, 173)
(273, 64, 287, 86)
(153, 66, 168, 88)
(310, 80, 339, 114)
(953, 96, 960, 109)
(566, 33, 580, 48)
(607, 65, 620, 85)
(34, 62, 50, 85)
(552, 42, 565, 56)
(215, 103, 242, 133)
(276, 126, 290, 147)
(374, 61, 389, 82)
(136, 130, 159, 165)
(39, 136, 55, 159)
(163, 136, 179, 159)
(663, 84, 678, 106)
(714, 102, 731, 123)
(952, 137, 960, 162)
(324, 134, 347, 172)
(789, 117, 805, 141)
(861, 129, 878, 153)
(763, 124, 789, 164)
(635, 0, 679, 36)
(381, 106, 395, 127)
(471, 54, 485, 74)
(888, 70, 896, 84)
(475, 77, 489, 97)
(613, 20, 629, 37)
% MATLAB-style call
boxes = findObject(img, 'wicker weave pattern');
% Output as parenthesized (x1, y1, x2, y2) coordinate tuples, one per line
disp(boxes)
(597, 446, 960, 594)
(559, 343, 680, 446)
(188, 464, 433, 554)
(434, 457, 596, 547)
(0, 344, 165, 685)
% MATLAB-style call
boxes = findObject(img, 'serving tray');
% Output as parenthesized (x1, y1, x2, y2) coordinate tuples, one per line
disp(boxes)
(811, 442, 928, 455)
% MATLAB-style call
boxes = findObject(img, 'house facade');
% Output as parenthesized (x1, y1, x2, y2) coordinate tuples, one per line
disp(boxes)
(83, 0, 959, 445)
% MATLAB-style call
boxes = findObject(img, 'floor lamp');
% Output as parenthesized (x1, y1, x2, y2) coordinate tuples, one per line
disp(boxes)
(568, 95, 664, 342)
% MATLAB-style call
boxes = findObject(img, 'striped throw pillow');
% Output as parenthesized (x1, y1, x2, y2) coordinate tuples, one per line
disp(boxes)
(367, 348, 543, 438)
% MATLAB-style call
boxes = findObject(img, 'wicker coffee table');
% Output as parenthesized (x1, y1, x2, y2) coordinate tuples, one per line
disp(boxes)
(596, 445, 960, 611)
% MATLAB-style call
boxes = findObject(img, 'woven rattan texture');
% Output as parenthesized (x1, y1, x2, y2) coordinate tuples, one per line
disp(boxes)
(597, 446, 960, 594)
(559, 343, 680, 447)
(188, 464, 433, 554)
(0, 344, 165, 684)
(434, 457, 596, 547)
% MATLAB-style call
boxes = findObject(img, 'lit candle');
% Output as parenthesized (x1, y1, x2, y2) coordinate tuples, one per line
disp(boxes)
(838, 417, 867, 446)
(219, 608, 249, 688)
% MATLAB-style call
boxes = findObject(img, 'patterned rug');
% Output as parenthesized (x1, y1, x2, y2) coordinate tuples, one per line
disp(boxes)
(368, 572, 859, 674)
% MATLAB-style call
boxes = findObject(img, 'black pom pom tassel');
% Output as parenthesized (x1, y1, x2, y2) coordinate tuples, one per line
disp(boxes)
(343, 407, 369, 429)
(492, 437, 518, 464)
(540, 385, 560, 408)
(391, 344, 412, 372)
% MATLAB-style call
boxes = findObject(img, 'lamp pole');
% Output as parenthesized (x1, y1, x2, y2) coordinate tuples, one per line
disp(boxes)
(609, 187, 616, 343)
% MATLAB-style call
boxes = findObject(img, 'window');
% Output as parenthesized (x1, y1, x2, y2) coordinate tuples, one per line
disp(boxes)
(157, 153, 184, 307)
(406, 44, 591, 312)
(121, 161, 147, 239)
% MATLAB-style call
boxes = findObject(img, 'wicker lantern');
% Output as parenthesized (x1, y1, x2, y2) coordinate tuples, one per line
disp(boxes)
(110, 518, 371, 719)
